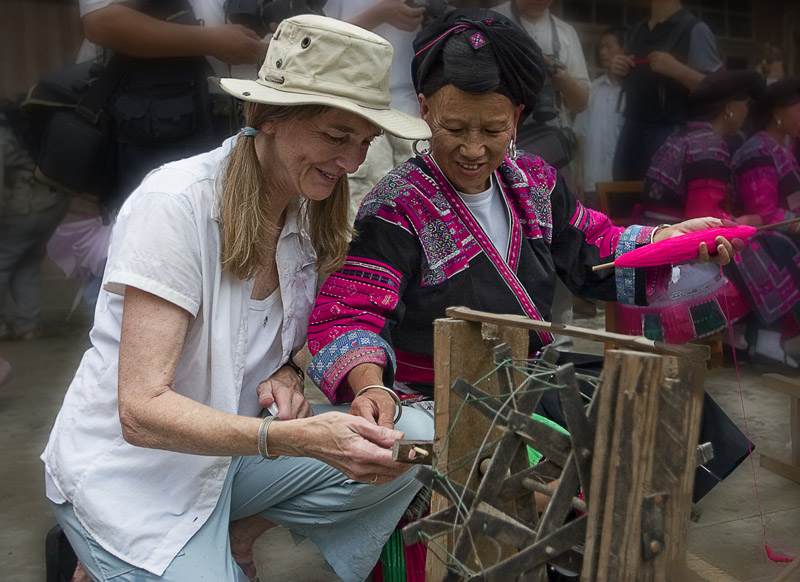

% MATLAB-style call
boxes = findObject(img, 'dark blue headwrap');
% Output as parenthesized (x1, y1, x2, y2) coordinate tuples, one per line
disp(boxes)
(411, 9, 546, 114)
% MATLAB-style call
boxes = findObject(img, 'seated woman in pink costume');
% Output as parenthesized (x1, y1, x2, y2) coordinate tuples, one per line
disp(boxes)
(617, 70, 764, 344)
(731, 77, 800, 366)
(306, 9, 748, 505)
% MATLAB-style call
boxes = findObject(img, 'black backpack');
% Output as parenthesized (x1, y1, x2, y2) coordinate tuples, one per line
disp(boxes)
(23, 0, 215, 215)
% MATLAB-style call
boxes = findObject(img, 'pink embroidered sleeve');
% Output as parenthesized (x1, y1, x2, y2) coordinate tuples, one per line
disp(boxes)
(685, 178, 729, 219)
(737, 165, 787, 224)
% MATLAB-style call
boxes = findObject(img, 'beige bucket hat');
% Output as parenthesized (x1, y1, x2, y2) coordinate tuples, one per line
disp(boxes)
(219, 14, 431, 140)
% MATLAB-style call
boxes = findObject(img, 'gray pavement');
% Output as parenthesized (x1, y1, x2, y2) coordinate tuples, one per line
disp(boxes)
(1, 263, 799, 581)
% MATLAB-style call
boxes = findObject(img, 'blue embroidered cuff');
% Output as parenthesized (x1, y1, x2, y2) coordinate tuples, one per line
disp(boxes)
(308, 330, 397, 396)
(615, 225, 655, 305)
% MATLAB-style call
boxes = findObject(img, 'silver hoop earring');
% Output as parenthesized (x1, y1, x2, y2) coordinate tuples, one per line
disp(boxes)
(413, 140, 431, 156)
(777, 118, 783, 128)
(724, 111, 733, 120)
(507, 139, 518, 160)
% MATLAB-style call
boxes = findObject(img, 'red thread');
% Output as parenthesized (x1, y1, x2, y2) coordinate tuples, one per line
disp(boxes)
(722, 265, 794, 564)
(615, 226, 757, 268)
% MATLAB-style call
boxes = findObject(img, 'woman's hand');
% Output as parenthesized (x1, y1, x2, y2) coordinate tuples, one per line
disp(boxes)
(349, 388, 398, 430)
(652, 217, 746, 266)
(257, 366, 312, 420)
(270, 412, 410, 485)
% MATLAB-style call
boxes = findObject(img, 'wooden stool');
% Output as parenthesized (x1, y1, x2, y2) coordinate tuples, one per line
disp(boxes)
(760, 373, 800, 484)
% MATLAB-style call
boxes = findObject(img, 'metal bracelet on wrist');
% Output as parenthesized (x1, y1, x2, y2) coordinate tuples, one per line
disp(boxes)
(258, 416, 278, 459)
(649, 223, 671, 244)
(354, 384, 403, 424)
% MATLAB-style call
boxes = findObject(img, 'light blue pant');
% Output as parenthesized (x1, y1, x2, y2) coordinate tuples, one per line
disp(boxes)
(52, 406, 434, 582)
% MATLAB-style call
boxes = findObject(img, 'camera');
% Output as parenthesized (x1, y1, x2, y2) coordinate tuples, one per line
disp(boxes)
(531, 56, 566, 123)
(225, 0, 327, 38)
(405, 0, 451, 28)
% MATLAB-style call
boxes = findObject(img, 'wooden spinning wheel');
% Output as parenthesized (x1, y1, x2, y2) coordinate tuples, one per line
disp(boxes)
(395, 307, 709, 582)
(403, 344, 594, 582)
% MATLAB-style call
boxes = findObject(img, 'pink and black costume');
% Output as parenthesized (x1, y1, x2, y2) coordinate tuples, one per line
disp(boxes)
(307, 153, 669, 402)
(307, 10, 750, 509)
(731, 130, 800, 334)
(641, 122, 732, 223)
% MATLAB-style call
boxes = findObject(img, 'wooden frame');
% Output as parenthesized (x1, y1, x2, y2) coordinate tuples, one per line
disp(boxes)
(417, 307, 709, 581)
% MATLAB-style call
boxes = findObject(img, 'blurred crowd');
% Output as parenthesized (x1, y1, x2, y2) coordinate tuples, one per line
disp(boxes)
(0, 0, 798, 367)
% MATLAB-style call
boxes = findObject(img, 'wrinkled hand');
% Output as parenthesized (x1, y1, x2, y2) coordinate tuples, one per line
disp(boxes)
(208, 24, 267, 66)
(610, 54, 635, 77)
(653, 217, 745, 266)
(282, 411, 409, 485)
(349, 387, 397, 430)
(648, 51, 682, 78)
(257, 366, 312, 420)
(373, 0, 425, 31)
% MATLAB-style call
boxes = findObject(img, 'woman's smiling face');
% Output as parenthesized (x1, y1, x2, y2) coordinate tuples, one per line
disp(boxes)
(420, 85, 523, 194)
(258, 107, 382, 201)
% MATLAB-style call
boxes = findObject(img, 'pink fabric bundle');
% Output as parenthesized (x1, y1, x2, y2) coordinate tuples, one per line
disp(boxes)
(616, 225, 757, 268)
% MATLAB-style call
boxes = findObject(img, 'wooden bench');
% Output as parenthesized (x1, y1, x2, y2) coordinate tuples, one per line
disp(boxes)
(760, 373, 800, 484)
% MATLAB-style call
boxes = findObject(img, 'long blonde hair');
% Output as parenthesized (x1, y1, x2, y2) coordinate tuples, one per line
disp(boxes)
(220, 102, 353, 279)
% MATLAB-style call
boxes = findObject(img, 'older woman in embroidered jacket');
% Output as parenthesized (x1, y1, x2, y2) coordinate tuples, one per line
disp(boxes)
(306, 9, 739, 423)
(729, 78, 800, 365)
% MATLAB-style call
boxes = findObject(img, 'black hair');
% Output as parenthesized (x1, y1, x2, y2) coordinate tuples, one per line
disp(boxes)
(412, 9, 546, 114)
(601, 26, 626, 48)
(754, 76, 800, 129)
(417, 31, 503, 99)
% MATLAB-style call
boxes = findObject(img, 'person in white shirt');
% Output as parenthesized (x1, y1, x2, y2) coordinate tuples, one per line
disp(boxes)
(574, 27, 626, 209)
(42, 16, 432, 582)
(75, 0, 273, 213)
(324, 0, 426, 222)
(77, 0, 266, 76)
(492, 0, 590, 121)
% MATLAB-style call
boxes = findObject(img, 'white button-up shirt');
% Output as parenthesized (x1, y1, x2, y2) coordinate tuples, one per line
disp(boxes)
(491, 4, 591, 128)
(573, 74, 625, 192)
(42, 137, 318, 575)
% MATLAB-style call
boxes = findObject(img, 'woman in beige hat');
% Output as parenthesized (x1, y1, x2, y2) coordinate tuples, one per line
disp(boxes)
(42, 15, 431, 582)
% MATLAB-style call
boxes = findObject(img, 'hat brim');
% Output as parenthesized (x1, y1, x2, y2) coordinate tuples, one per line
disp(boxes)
(219, 78, 431, 140)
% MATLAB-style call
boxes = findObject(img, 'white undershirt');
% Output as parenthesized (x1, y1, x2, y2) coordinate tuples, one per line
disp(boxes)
(239, 288, 284, 417)
(457, 176, 511, 260)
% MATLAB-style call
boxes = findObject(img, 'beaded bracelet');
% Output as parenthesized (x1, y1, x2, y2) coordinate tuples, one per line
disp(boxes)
(354, 385, 402, 424)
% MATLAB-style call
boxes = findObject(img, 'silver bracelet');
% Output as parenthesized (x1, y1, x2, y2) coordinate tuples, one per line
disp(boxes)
(354, 385, 402, 424)
(257, 416, 278, 459)
(649, 223, 671, 244)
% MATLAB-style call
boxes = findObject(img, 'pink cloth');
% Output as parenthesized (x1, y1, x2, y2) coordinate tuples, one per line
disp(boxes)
(47, 217, 113, 280)
(732, 131, 800, 224)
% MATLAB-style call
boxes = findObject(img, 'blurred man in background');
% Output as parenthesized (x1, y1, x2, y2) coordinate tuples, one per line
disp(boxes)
(611, 0, 723, 181)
